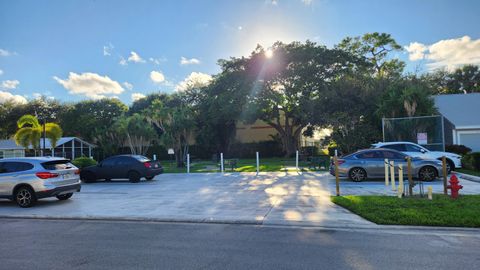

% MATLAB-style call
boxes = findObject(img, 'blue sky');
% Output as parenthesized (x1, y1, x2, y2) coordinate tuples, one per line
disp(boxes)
(1, 0, 480, 104)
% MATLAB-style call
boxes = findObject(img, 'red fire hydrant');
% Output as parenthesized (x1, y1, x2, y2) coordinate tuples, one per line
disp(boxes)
(447, 174, 463, 199)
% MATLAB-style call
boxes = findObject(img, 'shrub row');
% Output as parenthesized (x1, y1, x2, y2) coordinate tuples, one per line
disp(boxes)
(445, 144, 472, 155)
(461, 152, 480, 171)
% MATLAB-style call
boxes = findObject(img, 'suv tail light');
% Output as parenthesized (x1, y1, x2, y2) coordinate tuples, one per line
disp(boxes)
(74, 169, 80, 175)
(144, 162, 151, 168)
(36, 172, 59, 179)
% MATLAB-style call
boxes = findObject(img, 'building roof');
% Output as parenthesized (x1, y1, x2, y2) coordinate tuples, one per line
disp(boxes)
(0, 137, 95, 150)
(434, 93, 480, 128)
(0, 139, 24, 150)
(39, 137, 95, 148)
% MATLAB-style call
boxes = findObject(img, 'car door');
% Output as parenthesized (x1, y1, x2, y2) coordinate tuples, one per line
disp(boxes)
(355, 150, 384, 178)
(115, 157, 133, 178)
(382, 150, 408, 177)
(0, 162, 34, 195)
(98, 157, 118, 179)
(404, 143, 427, 159)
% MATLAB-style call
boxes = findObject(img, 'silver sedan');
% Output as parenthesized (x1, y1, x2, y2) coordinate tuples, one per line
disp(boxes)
(329, 148, 444, 182)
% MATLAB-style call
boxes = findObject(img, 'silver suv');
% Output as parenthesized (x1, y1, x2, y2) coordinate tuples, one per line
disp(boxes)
(0, 157, 81, 207)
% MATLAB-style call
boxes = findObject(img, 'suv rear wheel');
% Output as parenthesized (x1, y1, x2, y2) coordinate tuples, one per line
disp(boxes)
(14, 186, 36, 208)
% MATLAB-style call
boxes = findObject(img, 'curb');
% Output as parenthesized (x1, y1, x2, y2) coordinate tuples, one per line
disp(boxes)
(456, 172, 480, 183)
(2, 215, 479, 234)
(0, 215, 262, 225)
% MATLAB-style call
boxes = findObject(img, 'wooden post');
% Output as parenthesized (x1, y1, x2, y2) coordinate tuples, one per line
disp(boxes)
(407, 157, 413, 196)
(398, 164, 404, 196)
(334, 155, 340, 196)
(442, 156, 448, 195)
(384, 158, 389, 186)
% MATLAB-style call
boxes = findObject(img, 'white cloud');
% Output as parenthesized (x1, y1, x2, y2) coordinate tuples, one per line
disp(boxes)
(302, 0, 313, 5)
(149, 57, 167, 65)
(150, 70, 165, 84)
(131, 93, 146, 102)
(53, 72, 125, 100)
(0, 49, 12, 57)
(175, 72, 212, 91)
(103, 43, 114, 56)
(119, 57, 127, 66)
(123, 82, 133, 90)
(1, 80, 20, 89)
(0, 69, 3, 75)
(0, 90, 27, 104)
(405, 42, 428, 61)
(405, 36, 480, 70)
(180, 57, 201, 65)
(127, 51, 145, 63)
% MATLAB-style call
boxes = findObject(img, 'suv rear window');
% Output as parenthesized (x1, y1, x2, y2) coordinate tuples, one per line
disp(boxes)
(41, 160, 75, 170)
(0, 162, 34, 173)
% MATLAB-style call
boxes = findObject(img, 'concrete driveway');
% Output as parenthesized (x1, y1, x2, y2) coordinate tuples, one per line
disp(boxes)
(1, 172, 479, 228)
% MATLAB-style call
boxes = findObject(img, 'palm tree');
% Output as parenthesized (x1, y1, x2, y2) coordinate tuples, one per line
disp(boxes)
(14, 114, 63, 154)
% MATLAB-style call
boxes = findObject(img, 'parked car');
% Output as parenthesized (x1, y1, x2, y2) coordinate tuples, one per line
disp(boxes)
(80, 155, 163, 183)
(0, 157, 81, 207)
(329, 148, 444, 182)
(371, 141, 462, 172)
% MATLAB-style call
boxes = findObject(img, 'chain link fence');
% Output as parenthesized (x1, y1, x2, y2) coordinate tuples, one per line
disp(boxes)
(382, 115, 445, 151)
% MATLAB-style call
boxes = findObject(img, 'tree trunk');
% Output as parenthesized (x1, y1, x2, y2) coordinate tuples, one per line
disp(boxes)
(266, 117, 303, 158)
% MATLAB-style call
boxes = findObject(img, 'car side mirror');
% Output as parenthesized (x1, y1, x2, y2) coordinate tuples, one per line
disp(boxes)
(420, 149, 426, 153)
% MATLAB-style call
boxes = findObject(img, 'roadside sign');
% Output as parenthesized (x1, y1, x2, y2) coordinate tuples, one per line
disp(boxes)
(168, 148, 174, 154)
(417, 133, 427, 144)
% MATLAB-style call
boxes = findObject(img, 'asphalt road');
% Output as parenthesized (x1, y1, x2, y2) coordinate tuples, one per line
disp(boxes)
(1, 219, 479, 270)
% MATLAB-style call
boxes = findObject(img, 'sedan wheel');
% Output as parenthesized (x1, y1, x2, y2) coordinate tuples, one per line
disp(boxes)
(128, 171, 141, 183)
(419, 166, 437, 181)
(15, 187, 36, 208)
(349, 168, 367, 182)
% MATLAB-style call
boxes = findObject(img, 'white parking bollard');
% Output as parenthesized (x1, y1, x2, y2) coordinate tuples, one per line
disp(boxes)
(390, 161, 396, 191)
(295, 150, 299, 172)
(153, 154, 157, 161)
(187, 154, 190, 174)
(220, 153, 224, 173)
(256, 152, 260, 175)
(384, 158, 389, 186)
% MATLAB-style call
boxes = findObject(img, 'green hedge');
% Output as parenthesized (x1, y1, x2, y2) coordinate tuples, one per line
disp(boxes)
(445, 144, 472, 155)
(72, 156, 98, 169)
(461, 152, 480, 171)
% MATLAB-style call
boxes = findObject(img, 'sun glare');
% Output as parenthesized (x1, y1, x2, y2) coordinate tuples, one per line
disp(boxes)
(265, 49, 274, 58)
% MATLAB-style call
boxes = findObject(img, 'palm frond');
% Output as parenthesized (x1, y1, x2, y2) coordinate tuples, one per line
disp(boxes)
(44, 122, 63, 148)
(17, 114, 40, 129)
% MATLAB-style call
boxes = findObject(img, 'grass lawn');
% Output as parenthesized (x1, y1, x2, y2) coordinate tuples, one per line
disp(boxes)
(160, 157, 328, 173)
(331, 195, 480, 227)
(457, 168, 480, 177)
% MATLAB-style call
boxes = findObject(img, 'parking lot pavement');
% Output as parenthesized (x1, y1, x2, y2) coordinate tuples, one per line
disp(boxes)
(1, 172, 479, 228)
